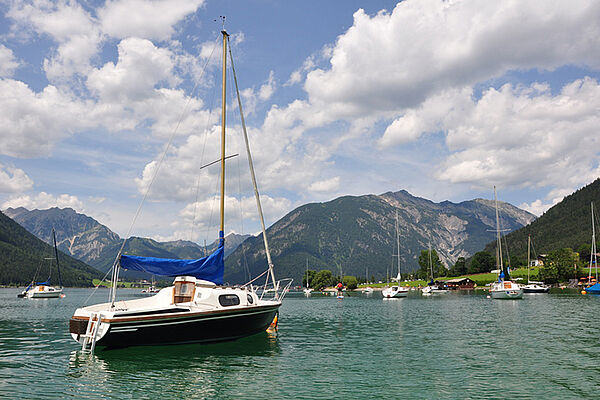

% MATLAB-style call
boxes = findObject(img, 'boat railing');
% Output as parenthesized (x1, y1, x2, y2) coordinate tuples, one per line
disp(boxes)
(255, 278, 293, 301)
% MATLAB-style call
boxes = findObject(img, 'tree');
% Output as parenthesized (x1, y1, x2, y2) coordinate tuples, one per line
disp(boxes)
(343, 275, 358, 289)
(578, 243, 591, 265)
(417, 249, 446, 280)
(449, 257, 466, 276)
(311, 270, 334, 290)
(468, 251, 495, 274)
(540, 248, 579, 284)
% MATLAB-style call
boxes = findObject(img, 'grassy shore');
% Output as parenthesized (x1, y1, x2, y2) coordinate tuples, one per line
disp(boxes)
(357, 267, 542, 289)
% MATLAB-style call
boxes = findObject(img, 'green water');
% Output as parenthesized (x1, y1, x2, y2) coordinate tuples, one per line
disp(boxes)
(1, 288, 599, 399)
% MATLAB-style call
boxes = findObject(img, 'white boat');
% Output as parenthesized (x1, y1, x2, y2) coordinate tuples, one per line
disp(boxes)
(382, 211, 408, 298)
(421, 242, 448, 295)
(489, 187, 523, 300)
(141, 276, 160, 294)
(69, 28, 291, 351)
(141, 285, 160, 294)
(522, 235, 549, 293)
(303, 259, 312, 296)
(18, 229, 64, 299)
(382, 285, 408, 298)
(421, 284, 448, 295)
(522, 281, 550, 293)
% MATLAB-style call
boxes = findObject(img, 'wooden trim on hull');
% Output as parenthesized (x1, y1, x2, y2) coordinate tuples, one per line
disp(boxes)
(72, 304, 280, 348)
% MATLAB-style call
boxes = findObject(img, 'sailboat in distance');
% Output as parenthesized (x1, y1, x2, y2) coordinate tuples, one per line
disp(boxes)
(303, 259, 312, 296)
(421, 241, 448, 295)
(522, 234, 550, 293)
(382, 210, 409, 298)
(69, 28, 291, 351)
(489, 186, 523, 299)
(18, 228, 64, 299)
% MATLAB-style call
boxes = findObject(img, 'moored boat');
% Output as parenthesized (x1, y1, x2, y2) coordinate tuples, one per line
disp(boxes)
(18, 229, 63, 299)
(522, 235, 549, 293)
(421, 242, 448, 296)
(489, 187, 523, 300)
(69, 28, 291, 351)
(382, 211, 408, 298)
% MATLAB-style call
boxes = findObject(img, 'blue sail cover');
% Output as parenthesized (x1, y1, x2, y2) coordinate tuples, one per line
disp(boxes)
(120, 245, 224, 285)
(586, 283, 600, 293)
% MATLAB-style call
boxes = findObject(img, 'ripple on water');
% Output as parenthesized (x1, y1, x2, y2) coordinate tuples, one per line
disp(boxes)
(2, 289, 600, 399)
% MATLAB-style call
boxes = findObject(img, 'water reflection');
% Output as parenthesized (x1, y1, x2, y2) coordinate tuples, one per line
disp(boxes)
(65, 334, 281, 398)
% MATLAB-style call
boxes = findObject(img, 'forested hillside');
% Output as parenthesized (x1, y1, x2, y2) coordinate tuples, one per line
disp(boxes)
(481, 178, 600, 266)
(0, 211, 101, 286)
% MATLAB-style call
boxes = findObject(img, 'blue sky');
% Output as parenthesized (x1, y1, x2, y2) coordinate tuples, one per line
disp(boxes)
(1, 0, 599, 244)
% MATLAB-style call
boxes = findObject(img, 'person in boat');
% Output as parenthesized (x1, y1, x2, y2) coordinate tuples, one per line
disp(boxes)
(336, 282, 344, 296)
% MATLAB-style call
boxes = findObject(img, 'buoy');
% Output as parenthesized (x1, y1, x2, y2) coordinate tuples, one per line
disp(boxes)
(582, 290, 587, 295)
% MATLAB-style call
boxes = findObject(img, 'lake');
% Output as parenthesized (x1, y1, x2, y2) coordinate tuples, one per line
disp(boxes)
(1, 288, 599, 399)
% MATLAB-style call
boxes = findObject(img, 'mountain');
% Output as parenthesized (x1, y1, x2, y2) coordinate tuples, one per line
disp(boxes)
(225, 190, 535, 284)
(5, 207, 250, 277)
(0, 210, 102, 286)
(481, 178, 600, 264)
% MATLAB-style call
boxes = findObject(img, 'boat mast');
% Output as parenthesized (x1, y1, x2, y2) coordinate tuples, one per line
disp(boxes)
(428, 241, 433, 282)
(527, 234, 531, 284)
(52, 228, 63, 288)
(396, 210, 401, 281)
(219, 29, 228, 249)
(306, 258, 309, 289)
(494, 186, 504, 278)
(590, 202, 597, 285)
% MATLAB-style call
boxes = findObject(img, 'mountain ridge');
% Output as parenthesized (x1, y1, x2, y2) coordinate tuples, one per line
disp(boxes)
(225, 189, 535, 284)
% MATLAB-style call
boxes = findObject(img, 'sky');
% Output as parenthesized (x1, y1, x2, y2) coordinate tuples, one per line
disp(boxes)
(0, 0, 599, 245)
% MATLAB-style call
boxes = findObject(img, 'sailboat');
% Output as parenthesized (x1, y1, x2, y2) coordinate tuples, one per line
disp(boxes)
(141, 275, 160, 294)
(382, 211, 409, 298)
(522, 234, 550, 293)
(421, 241, 448, 295)
(18, 229, 63, 299)
(584, 202, 600, 294)
(490, 187, 523, 299)
(69, 28, 291, 351)
(303, 259, 312, 296)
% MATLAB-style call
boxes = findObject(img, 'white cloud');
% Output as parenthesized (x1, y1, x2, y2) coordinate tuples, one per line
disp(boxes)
(99, 0, 204, 41)
(0, 164, 33, 193)
(0, 79, 91, 157)
(258, 70, 276, 101)
(166, 194, 291, 242)
(0, 45, 20, 77)
(87, 38, 176, 103)
(435, 78, 600, 191)
(8, 0, 102, 81)
(2, 191, 83, 211)
(308, 177, 340, 193)
(302, 0, 600, 121)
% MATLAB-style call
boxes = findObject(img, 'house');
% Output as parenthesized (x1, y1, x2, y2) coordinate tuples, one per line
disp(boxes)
(443, 277, 476, 290)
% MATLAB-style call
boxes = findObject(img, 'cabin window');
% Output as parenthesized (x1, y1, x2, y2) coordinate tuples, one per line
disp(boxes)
(173, 281, 195, 303)
(219, 294, 240, 307)
(247, 294, 254, 304)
